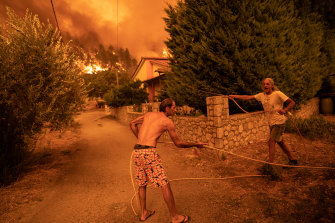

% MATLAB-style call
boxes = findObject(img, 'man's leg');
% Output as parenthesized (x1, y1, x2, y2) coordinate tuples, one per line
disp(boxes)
(138, 185, 154, 221)
(268, 138, 276, 163)
(277, 140, 294, 160)
(162, 183, 189, 223)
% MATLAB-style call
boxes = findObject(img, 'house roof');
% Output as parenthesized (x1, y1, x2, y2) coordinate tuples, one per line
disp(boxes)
(131, 57, 170, 80)
(143, 74, 163, 83)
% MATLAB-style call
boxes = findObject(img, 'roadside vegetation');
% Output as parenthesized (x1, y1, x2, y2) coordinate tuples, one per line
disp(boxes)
(0, 8, 86, 186)
(286, 114, 335, 142)
(0, 7, 148, 185)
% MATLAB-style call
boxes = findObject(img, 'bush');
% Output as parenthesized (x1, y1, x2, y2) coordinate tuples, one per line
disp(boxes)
(0, 8, 86, 185)
(286, 114, 335, 141)
(103, 80, 148, 107)
(82, 70, 130, 98)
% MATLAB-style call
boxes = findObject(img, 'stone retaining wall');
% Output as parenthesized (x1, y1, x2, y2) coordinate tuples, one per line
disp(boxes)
(108, 96, 319, 150)
(108, 96, 270, 150)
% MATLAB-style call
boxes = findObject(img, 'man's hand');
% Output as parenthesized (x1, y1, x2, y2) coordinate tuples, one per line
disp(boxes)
(277, 109, 287, 115)
(129, 115, 144, 137)
(195, 142, 207, 148)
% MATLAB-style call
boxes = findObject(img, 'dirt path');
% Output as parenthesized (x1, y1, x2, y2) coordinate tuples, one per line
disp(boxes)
(1, 103, 334, 223)
(0, 104, 235, 223)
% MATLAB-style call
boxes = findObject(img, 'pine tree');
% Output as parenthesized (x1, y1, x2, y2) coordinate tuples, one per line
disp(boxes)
(163, 0, 327, 113)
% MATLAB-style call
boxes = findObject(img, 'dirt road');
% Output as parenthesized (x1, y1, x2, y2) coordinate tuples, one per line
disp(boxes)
(1, 103, 334, 223)
(25, 108, 138, 222)
(3, 105, 238, 223)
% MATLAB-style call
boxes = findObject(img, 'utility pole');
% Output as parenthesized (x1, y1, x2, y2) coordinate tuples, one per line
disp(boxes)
(116, 0, 119, 87)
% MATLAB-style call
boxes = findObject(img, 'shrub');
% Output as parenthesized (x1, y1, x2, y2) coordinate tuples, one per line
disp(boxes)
(286, 114, 335, 141)
(0, 8, 86, 185)
(103, 80, 148, 107)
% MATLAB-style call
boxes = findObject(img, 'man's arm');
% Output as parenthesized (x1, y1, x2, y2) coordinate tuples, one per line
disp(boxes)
(229, 95, 255, 100)
(129, 115, 144, 138)
(166, 120, 206, 148)
(278, 98, 295, 115)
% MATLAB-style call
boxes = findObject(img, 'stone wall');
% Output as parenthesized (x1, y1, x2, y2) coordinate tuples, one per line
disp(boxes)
(108, 96, 318, 150)
(108, 96, 269, 150)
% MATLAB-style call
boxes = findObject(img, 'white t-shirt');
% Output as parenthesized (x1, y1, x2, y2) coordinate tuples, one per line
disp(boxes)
(254, 91, 289, 126)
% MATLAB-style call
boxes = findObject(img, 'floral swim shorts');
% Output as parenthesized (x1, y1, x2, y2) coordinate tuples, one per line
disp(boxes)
(133, 147, 168, 187)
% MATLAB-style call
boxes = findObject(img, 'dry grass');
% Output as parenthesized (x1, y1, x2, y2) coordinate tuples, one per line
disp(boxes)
(183, 133, 335, 222)
(0, 125, 81, 222)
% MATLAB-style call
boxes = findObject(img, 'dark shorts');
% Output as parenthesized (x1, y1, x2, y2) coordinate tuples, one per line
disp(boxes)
(133, 145, 168, 187)
(270, 124, 285, 142)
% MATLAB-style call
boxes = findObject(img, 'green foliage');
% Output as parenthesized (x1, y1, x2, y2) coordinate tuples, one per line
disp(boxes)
(163, 0, 327, 114)
(0, 8, 86, 185)
(295, 0, 335, 87)
(82, 70, 130, 98)
(81, 45, 137, 99)
(286, 114, 335, 141)
(94, 44, 138, 75)
(103, 80, 148, 107)
(295, 0, 335, 28)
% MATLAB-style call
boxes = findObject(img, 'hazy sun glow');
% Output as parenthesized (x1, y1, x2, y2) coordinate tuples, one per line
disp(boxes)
(162, 48, 171, 58)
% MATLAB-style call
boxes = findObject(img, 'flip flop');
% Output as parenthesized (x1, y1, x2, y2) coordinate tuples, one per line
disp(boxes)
(139, 210, 155, 222)
(172, 215, 190, 223)
(180, 215, 190, 223)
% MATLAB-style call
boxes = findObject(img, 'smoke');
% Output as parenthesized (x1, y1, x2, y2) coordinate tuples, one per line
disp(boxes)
(0, 0, 176, 60)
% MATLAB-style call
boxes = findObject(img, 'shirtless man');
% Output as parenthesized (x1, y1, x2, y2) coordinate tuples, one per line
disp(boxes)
(130, 98, 206, 222)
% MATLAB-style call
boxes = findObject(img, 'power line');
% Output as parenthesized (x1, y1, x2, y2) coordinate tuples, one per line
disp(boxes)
(50, 0, 62, 38)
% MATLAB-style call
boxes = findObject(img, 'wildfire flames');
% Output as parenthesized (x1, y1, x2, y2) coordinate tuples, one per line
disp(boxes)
(82, 64, 107, 74)
(77, 61, 126, 74)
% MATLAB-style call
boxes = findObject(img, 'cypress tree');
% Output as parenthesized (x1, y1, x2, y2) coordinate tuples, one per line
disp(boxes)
(163, 0, 327, 114)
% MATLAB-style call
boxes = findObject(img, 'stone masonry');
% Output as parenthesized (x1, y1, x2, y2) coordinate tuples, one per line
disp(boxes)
(108, 96, 271, 151)
(107, 96, 319, 150)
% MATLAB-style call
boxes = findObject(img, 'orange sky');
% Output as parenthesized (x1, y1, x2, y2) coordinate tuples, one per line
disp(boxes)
(0, 0, 177, 60)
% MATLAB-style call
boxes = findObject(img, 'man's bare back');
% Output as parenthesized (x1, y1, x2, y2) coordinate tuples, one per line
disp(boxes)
(130, 100, 206, 149)
(129, 99, 206, 223)
(136, 112, 172, 147)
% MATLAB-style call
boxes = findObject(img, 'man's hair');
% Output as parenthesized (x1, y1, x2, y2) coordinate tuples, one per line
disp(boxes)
(263, 78, 279, 91)
(159, 98, 174, 112)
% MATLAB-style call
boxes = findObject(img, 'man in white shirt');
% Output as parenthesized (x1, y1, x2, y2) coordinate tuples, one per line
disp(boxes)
(229, 78, 298, 165)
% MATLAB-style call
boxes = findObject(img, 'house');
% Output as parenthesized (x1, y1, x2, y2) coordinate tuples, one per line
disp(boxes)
(131, 57, 170, 102)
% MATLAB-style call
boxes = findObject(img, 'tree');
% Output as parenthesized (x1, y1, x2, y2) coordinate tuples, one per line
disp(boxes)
(94, 44, 137, 76)
(0, 8, 86, 185)
(82, 70, 130, 98)
(103, 80, 148, 107)
(295, 0, 335, 28)
(163, 0, 327, 114)
(295, 0, 335, 84)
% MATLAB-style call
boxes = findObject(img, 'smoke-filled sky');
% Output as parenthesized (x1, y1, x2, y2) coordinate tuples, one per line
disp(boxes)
(0, 0, 177, 60)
